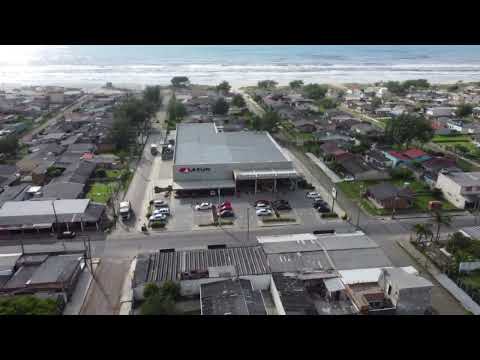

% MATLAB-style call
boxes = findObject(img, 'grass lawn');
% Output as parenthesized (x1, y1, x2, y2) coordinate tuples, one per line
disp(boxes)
(338, 178, 455, 215)
(432, 134, 473, 143)
(457, 157, 480, 172)
(106, 169, 121, 179)
(460, 271, 480, 290)
(86, 182, 119, 204)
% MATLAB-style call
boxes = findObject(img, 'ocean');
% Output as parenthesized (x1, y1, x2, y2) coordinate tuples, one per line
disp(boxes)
(1, 45, 480, 89)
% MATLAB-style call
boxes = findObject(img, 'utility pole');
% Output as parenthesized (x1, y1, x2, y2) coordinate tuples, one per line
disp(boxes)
(246, 207, 250, 243)
(20, 228, 25, 255)
(51, 200, 65, 250)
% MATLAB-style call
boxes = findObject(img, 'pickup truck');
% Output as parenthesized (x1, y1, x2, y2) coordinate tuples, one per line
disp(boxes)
(119, 201, 132, 221)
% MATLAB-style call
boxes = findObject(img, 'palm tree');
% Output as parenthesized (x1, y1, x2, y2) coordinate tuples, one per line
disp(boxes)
(413, 223, 433, 245)
(431, 211, 452, 243)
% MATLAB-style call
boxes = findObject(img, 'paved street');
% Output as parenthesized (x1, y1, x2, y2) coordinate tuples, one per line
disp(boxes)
(113, 91, 171, 235)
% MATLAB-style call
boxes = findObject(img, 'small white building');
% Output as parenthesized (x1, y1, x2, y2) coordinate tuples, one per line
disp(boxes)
(436, 171, 480, 209)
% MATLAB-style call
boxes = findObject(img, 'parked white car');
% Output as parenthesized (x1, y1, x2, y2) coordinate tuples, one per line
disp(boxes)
(153, 208, 170, 216)
(344, 176, 355, 182)
(255, 202, 271, 209)
(149, 213, 167, 221)
(256, 208, 273, 216)
(306, 191, 321, 199)
(195, 202, 213, 211)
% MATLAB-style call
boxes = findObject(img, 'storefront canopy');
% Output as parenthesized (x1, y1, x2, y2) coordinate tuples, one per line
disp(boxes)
(233, 169, 298, 181)
(172, 180, 236, 190)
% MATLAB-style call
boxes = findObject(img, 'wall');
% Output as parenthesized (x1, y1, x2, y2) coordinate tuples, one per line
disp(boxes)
(395, 287, 433, 315)
(459, 261, 480, 273)
(436, 173, 465, 208)
(173, 161, 294, 183)
(269, 276, 286, 315)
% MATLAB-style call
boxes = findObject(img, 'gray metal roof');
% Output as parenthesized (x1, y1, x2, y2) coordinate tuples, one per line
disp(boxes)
(0, 199, 90, 217)
(134, 246, 270, 286)
(200, 278, 266, 315)
(444, 172, 480, 187)
(382, 268, 433, 289)
(174, 123, 291, 166)
(328, 248, 392, 270)
(28, 254, 82, 285)
(42, 182, 84, 199)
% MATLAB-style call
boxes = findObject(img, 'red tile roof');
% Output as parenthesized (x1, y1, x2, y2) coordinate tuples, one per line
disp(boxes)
(388, 151, 409, 161)
(403, 148, 428, 160)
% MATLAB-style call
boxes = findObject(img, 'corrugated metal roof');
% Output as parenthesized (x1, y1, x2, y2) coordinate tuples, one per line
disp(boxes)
(139, 246, 270, 283)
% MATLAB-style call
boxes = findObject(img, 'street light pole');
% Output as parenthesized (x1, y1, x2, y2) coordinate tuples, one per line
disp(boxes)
(246, 207, 250, 243)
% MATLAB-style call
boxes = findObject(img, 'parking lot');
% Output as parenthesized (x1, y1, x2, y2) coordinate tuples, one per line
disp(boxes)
(147, 186, 344, 233)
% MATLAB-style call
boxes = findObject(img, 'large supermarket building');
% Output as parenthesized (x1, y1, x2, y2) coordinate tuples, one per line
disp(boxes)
(172, 123, 299, 193)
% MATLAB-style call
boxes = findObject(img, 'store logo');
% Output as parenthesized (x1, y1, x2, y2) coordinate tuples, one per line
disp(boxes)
(178, 167, 211, 173)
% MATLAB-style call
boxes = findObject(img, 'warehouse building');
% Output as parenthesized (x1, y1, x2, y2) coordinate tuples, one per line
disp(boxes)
(172, 123, 298, 194)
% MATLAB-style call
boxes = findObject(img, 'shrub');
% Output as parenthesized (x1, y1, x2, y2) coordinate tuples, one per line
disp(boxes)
(390, 167, 414, 181)
(143, 283, 160, 299)
(161, 281, 181, 301)
(146, 212, 152, 219)
(262, 217, 296, 223)
(341, 214, 348, 220)
(95, 169, 107, 178)
(150, 222, 166, 228)
(321, 212, 339, 219)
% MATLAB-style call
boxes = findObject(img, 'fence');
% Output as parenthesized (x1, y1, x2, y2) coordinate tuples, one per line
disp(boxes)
(459, 261, 480, 273)
(445, 268, 480, 306)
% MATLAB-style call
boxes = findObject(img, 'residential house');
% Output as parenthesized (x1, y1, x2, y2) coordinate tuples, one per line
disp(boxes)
(351, 122, 376, 136)
(0, 253, 84, 301)
(425, 107, 456, 118)
(364, 150, 393, 169)
(41, 181, 85, 200)
(435, 171, 480, 209)
(366, 182, 414, 209)
(473, 107, 480, 119)
(319, 142, 352, 162)
(53, 160, 96, 186)
(338, 155, 390, 181)
(446, 119, 475, 134)
(421, 157, 461, 188)
(383, 148, 431, 168)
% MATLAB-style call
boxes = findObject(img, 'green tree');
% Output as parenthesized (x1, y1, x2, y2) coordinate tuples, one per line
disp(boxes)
(257, 80, 278, 89)
(403, 79, 430, 90)
(212, 97, 229, 115)
(0, 295, 60, 315)
(371, 96, 382, 108)
(385, 81, 406, 96)
(289, 80, 304, 90)
(167, 94, 187, 123)
(446, 232, 472, 253)
(143, 85, 163, 110)
(448, 84, 459, 92)
(317, 97, 337, 109)
(413, 223, 433, 244)
(160, 280, 181, 301)
(0, 135, 19, 156)
(456, 103, 473, 117)
(110, 116, 134, 151)
(216, 81, 231, 94)
(252, 111, 280, 132)
(303, 84, 328, 100)
(390, 167, 414, 181)
(384, 114, 434, 147)
(171, 76, 190, 88)
(231, 94, 246, 108)
(143, 283, 160, 299)
(431, 211, 452, 243)
(140, 294, 178, 315)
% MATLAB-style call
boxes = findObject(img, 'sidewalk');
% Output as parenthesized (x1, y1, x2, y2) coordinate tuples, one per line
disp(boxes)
(397, 239, 480, 315)
(63, 258, 100, 315)
(119, 258, 136, 315)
